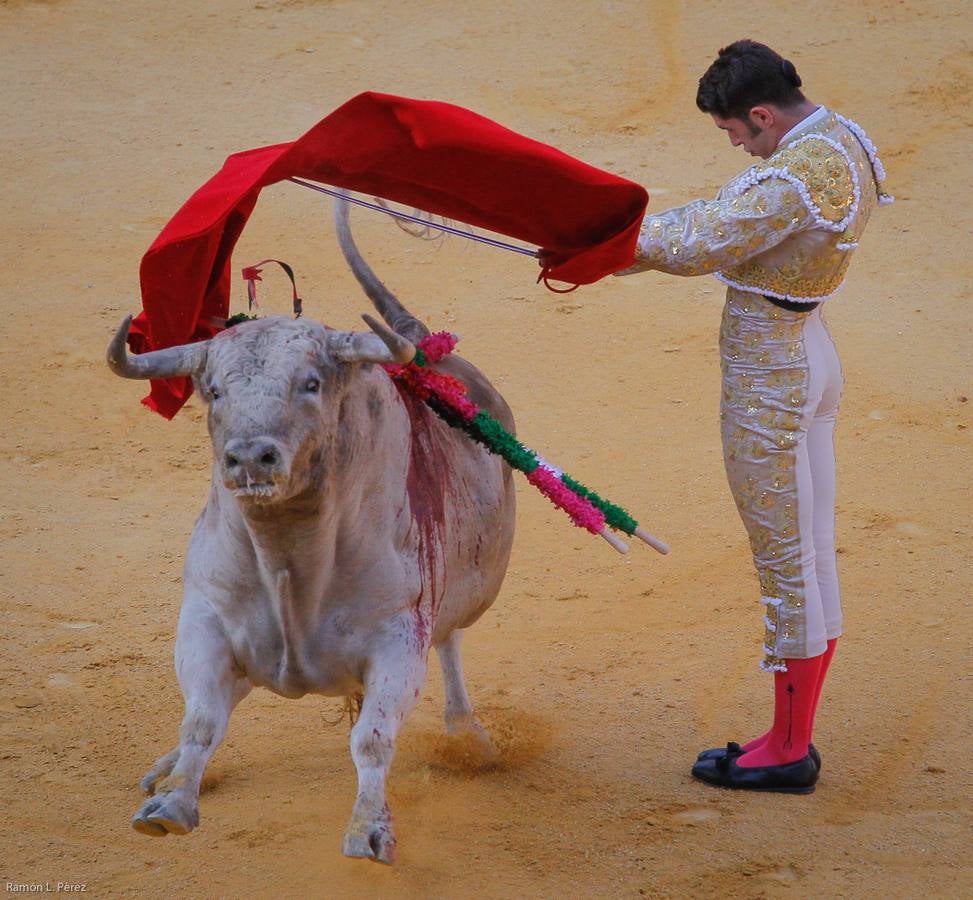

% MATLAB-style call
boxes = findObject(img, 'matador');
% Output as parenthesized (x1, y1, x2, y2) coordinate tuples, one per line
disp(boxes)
(614, 40, 892, 793)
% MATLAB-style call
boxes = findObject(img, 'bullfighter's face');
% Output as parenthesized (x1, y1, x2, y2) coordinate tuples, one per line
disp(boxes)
(711, 109, 779, 159)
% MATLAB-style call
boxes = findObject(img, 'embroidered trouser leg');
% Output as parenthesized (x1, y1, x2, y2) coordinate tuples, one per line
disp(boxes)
(719, 292, 844, 671)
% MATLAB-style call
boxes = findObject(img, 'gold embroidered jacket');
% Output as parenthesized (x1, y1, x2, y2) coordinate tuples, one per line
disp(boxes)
(618, 111, 892, 301)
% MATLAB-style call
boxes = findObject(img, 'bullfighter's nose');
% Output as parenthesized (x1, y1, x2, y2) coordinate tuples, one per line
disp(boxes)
(223, 437, 283, 483)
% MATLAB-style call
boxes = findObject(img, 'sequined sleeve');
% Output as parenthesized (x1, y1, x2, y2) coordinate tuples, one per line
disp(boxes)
(616, 178, 817, 277)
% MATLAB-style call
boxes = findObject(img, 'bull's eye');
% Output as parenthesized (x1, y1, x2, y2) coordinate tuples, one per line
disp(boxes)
(304, 378, 320, 394)
(209, 385, 221, 400)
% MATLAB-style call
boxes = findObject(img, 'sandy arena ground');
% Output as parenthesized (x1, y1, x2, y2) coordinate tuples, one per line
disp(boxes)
(2, 1, 971, 897)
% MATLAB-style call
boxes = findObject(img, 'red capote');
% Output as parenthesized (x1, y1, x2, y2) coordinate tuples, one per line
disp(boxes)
(130, 91, 648, 418)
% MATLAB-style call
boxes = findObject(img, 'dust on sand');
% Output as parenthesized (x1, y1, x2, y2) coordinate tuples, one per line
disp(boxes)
(1, 1, 970, 897)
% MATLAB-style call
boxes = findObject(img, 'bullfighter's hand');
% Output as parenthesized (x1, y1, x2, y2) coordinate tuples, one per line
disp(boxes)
(537, 249, 556, 269)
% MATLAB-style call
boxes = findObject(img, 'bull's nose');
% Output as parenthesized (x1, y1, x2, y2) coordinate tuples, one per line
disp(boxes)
(223, 438, 283, 481)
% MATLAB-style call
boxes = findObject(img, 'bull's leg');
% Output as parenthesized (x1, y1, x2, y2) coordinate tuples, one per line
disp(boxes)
(436, 629, 495, 756)
(139, 747, 181, 796)
(139, 678, 251, 795)
(132, 599, 247, 837)
(343, 631, 427, 864)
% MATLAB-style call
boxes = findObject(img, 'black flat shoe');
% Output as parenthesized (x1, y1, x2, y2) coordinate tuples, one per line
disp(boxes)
(696, 741, 821, 772)
(691, 753, 818, 794)
(696, 741, 745, 762)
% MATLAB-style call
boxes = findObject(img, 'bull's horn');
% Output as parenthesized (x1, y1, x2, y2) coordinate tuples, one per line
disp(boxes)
(362, 313, 416, 363)
(107, 315, 209, 380)
(329, 315, 416, 366)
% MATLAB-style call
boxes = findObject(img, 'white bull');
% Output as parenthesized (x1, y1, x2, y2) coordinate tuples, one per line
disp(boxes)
(107, 200, 516, 863)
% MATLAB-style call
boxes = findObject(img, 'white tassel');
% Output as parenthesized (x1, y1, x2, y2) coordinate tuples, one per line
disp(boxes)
(835, 113, 889, 183)
(730, 134, 863, 234)
(759, 658, 789, 673)
(715, 274, 842, 304)
(762, 660, 787, 670)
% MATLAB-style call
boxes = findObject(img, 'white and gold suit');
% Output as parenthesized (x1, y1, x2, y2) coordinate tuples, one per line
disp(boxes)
(619, 108, 892, 671)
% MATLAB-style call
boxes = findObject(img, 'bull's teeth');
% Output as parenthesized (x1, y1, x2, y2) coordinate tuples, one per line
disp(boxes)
(232, 482, 277, 499)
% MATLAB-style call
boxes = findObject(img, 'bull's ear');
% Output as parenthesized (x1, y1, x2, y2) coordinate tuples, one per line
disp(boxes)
(328, 315, 415, 365)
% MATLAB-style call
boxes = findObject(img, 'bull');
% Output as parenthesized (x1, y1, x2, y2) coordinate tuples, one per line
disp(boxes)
(107, 199, 516, 863)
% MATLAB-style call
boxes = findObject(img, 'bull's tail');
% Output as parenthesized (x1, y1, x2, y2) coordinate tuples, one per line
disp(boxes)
(333, 195, 431, 343)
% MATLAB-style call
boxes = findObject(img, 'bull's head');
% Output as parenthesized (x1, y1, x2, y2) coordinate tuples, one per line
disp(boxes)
(108, 314, 414, 505)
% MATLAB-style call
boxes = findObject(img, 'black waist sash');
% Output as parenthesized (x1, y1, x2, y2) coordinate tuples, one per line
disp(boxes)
(763, 294, 821, 312)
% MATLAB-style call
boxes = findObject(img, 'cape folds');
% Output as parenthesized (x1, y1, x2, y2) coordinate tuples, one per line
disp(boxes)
(130, 91, 648, 417)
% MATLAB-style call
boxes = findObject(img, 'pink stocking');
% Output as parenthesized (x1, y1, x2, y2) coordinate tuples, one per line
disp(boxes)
(737, 654, 823, 767)
(741, 639, 836, 755)
(809, 638, 837, 731)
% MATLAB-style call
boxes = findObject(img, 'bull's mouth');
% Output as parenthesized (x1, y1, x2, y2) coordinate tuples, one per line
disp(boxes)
(230, 481, 282, 503)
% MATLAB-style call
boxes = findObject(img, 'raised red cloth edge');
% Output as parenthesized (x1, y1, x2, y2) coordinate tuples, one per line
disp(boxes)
(129, 91, 648, 418)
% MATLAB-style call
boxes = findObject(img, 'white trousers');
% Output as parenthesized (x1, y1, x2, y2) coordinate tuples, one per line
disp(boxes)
(719, 291, 844, 671)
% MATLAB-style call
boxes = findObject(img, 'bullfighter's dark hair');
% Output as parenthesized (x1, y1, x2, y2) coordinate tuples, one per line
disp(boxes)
(696, 40, 806, 120)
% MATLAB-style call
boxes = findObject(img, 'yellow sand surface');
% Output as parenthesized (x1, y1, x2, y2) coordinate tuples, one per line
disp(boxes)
(2, 1, 970, 896)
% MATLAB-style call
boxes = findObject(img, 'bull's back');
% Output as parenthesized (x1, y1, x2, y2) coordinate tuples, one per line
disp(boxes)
(435, 354, 515, 434)
(396, 359, 515, 639)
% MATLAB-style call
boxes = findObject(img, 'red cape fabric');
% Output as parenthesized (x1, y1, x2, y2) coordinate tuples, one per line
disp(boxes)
(130, 91, 648, 418)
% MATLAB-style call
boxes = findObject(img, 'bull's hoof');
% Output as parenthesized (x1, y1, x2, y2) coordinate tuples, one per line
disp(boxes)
(132, 794, 198, 837)
(343, 822, 396, 865)
(446, 716, 499, 767)
(132, 817, 169, 838)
